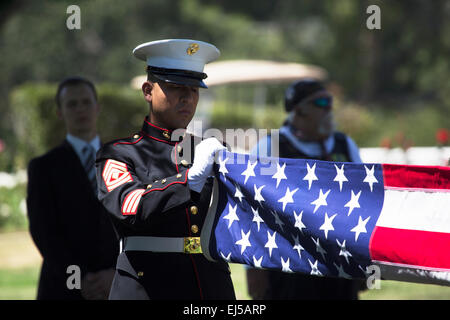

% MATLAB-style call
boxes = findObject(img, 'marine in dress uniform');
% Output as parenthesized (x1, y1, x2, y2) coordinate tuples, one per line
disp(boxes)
(96, 39, 236, 300)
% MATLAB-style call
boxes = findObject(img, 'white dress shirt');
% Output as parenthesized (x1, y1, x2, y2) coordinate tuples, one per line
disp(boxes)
(66, 134, 101, 162)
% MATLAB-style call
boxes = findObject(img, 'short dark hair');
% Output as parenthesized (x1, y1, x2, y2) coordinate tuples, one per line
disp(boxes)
(55, 76, 97, 108)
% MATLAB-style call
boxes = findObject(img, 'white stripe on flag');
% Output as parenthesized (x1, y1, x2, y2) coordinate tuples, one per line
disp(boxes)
(376, 189, 450, 233)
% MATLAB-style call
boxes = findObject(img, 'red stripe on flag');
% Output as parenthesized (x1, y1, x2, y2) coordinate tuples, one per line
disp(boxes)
(370, 226, 450, 270)
(382, 164, 450, 190)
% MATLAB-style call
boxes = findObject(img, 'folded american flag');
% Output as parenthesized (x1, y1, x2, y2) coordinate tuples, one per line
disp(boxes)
(200, 151, 450, 286)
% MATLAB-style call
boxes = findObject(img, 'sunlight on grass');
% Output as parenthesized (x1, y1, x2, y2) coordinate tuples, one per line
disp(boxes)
(0, 232, 449, 300)
(229, 263, 450, 300)
(360, 280, 450, 300)
(0, 267, 39, 300)
(230, 263, 251, 300)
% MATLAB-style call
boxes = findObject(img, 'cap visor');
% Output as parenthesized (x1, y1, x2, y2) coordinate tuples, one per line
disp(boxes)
(151, 73, 207, 88)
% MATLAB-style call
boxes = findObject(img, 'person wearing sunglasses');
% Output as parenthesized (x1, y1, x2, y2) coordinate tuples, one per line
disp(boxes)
(247, 78, 363, 300)
(266, 78, 362, 162)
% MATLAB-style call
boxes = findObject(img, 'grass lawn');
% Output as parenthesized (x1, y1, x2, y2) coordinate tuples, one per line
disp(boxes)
(359, 280, 450, 300)
(0, 266, 39, 300)
(0, 231, 449, 300)
(1, 263, 450, 300)
(229, 263, 450, 300)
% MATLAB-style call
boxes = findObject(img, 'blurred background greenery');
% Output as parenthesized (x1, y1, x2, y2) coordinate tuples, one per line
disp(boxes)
(0, 0, 449, 300)
(1, 0, 450, 174)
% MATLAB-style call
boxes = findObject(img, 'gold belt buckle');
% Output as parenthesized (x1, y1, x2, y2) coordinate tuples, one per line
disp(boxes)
(184, 237, 202, 254)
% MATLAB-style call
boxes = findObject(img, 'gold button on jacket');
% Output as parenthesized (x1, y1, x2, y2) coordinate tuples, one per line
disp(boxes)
(181, 160, 189, 167)
(190, 206, 198, 215)
(162, 131, 170, 139)
(191, 224, 199, 234)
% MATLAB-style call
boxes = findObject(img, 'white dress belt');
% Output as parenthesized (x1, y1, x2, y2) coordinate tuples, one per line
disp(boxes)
(121, 236, 202, 254)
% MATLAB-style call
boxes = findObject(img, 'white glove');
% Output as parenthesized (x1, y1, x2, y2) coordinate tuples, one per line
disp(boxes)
(187, 138, 226, 192)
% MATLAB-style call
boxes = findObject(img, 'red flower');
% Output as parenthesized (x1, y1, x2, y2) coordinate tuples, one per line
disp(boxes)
(436, 129, 449, 145)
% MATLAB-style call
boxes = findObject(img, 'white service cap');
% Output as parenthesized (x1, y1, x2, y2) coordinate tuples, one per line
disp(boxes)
(133, 39, 220, 88)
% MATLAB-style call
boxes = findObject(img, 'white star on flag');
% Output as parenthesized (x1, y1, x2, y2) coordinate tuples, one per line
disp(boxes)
(253, 255, 263, 268)
(351, 215, 371, 242)
(344, 190, 362, 216)
(333, 164, 348, 191)
(281, 257, 293, 273)
(241, 159, 257, 184)
(358, 265, 371, 276)
(218, 157, 229, 180)
(292, 234, 304, 258)
(311, 189, 331, 214)
(222, 204, 239, 228)
(253, 184, 265, 205)
(234, 183, 244, 203)
(336, 239, 352, 264)
(270, 210, 285, 232)
(251, 206, 264, 232)
(319, 212, 338, 239)
(363, 165, 378, 192)
(311, 237, 327, 261)
(308, 259, 323, 276)
(220, 251, 231, 262)
(277, 187, 299, 212)
(265, 230, 278, 257)
(303, 162, 318, 190)
(235, 229, 252, 254)
(272, 162, 287, 188)
(333, 263, 351, 279)
(293, 210, 306, 234)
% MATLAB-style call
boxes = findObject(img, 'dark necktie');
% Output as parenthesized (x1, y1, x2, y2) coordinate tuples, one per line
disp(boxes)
(82, 144, 98, 195)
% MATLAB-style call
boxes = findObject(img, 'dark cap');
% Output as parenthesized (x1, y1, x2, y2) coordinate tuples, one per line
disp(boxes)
(146, 66, 208, 88)
(284, 78, 326, 112)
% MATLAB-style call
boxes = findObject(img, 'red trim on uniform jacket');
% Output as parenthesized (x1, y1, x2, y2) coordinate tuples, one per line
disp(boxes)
(190, 255, 204, 300)
(141, 131, 177, 145)
(145, 119, 173, 133)
(142, 170, 188, 195)
(174, 142, 180, 173)
(113, 136, 143, 146)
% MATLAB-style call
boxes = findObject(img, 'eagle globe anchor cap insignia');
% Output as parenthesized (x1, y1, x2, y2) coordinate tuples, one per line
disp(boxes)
(186, 43, 199, 55)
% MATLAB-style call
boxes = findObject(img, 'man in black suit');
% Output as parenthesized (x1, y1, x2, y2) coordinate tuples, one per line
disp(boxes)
(26, 77, 119, 300)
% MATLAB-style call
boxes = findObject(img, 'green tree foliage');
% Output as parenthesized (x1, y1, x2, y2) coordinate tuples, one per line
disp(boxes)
(200, 0, 450, 104)
(8, 83, 146, 170)
(1, 0, 449, 172)
(0, 185, 27, 231)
